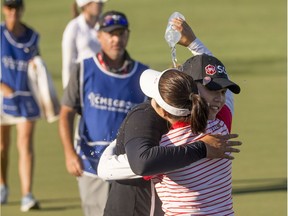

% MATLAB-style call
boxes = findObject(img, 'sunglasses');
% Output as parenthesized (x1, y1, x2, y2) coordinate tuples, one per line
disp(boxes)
(5, 5, 22, 9)
(4, 0, 23, 7)
(101, 15, 128, 28)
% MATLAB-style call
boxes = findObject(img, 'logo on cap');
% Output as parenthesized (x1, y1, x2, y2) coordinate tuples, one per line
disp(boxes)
(205, 64, 216, 75)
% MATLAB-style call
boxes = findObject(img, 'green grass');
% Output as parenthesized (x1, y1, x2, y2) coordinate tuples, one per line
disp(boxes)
(1, 0, 287, 215)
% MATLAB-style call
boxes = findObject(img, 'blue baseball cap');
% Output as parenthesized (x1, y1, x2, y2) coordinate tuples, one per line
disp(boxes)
(3, 0, 23, 7)
(98, 11, 129, 32)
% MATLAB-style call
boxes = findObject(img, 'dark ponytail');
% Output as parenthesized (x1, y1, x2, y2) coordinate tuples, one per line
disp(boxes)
(159, 69, 209, 134)
(189, 93, 209, 134)
(72, 1, 80, 18)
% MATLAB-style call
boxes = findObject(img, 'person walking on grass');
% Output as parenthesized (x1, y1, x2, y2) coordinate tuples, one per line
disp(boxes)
(1, 0, 41, 212)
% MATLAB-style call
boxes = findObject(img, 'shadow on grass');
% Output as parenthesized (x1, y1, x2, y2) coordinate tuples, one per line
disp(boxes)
(5, 197, 81, 211)
(232, 178, 287, 195)
(4, 178, 286, 211)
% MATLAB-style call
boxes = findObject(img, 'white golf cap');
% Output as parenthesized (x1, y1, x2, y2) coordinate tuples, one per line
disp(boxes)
(76, 0, 108, 7)
(140, 69, 191, 117)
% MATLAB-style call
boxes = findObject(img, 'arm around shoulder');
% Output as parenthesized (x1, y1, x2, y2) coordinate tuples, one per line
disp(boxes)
(97, 140, 142, 180)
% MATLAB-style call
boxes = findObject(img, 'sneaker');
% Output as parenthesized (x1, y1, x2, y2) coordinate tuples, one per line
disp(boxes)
(0, 185, 8, 204)
(20, 193, 40, 212)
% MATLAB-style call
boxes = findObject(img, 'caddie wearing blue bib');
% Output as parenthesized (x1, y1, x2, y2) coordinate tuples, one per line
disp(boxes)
(1, 18, 40, 119)
(0, 0, 41, 212)
(77, 56, 147, 176)
(59, 10, 148, 216)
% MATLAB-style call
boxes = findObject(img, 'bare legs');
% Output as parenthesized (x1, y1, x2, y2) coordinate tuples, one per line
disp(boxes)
(0, 125, 11, 188)
(17, 121, 36, 197)
(0, 120, 36, 197)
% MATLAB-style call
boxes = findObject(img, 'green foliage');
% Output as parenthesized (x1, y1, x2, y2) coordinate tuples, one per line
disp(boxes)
(1, 0, 286, 215)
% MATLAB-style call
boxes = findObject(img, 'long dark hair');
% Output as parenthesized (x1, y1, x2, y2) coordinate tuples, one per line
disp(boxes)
(72, 1, 80, 18)
(158, 69, 209, 134)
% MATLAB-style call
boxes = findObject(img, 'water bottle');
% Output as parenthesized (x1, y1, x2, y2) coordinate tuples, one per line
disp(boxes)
(165, 12, 185, 67)
(164, 12, 185, 48)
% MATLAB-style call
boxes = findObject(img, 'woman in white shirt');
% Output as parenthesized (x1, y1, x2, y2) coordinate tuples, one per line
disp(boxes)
(61, 0, 107, 88)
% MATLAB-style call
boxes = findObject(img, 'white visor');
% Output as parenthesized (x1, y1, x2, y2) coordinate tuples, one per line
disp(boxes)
(76, 0, 107, 7)
(140, 69, 191, 117)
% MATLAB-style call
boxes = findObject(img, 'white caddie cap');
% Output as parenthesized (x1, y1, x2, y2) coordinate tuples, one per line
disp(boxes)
(140, 69, 191, 117)
(76, 0, 108, 8)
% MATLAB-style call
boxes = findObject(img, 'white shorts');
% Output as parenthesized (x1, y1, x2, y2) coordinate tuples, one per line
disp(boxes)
(0, 113, 39, 125)
(1, 113, 27, 125)
(0, 92, 40, 126)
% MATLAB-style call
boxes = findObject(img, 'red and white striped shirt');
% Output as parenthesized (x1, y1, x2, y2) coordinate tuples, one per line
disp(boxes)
(154, 119, 234, 216)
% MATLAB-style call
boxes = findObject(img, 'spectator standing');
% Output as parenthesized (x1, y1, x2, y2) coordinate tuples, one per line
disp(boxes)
(59, 11, 149, 216)
(61, 0, 107, 88)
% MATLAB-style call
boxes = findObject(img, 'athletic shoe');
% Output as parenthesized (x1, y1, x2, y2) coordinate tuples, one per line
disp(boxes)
(0, 185, 8, 204)
(20, 193, 40, 212)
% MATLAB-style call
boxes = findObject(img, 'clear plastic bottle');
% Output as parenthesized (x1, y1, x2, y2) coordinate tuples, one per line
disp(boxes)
(164, 12, 185, 67)
(164, 12, 185, 48)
